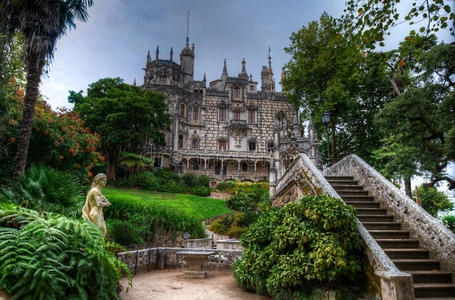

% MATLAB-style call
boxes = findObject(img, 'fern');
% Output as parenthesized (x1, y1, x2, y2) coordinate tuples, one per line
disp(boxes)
(0, 203, 132, 299)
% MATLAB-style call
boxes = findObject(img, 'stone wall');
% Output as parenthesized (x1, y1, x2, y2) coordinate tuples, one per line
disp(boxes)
(185, 238, 212, 249)
(324, 154, 455, 272)
(117, 247, 242, 274)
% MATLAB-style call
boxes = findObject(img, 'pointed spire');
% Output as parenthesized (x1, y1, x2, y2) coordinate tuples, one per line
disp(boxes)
(249, 74, 252, 81)
(222, 58, 228, 78)
(203, 73, 207, 86)
(170, 47, 173, 61)
(186, 10, 190, 46)
(156, 45, 159, 61)
(268, 47, 272, 69)
(147, 50, 151, 64)
(133, 78, 136, 86)
(241, 58, 247, 78)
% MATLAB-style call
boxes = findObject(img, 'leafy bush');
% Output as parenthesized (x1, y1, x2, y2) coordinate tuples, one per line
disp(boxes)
(0, 165, 84, 217)
(0, 203, 131, 299)
(208, 214, 234, 235)
(188, 186, 211, 197)
(226, 226, 248, 238)
(197, 175, 211, 187)
(442, 215, 455, 233)
(227, 184, 269, 212)
(104, 194, 206, 245)
(233, 195, 365, 299)
(107, 219, 145, 245)
(216, 180, 237, 191)
(159, 180, 185, 193)
(134, 171, 159, 190)
(416, 184, 453, 217)
(182, 173, 198, 187)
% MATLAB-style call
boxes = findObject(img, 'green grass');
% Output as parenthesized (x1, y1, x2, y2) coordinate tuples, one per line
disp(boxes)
(103, 187, 232, 221)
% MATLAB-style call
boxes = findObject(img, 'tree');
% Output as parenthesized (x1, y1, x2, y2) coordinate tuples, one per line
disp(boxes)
(283, 13, 391, 165)
(341, 0, 454, 50)
(76, 77, 170, 181)
(0, 0, 94, 180)
(415, 184, 453, 217)
(375, 42, 455, 190)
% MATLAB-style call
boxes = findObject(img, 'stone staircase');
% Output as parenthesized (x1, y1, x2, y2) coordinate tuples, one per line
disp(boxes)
(326, 175, 455, 299)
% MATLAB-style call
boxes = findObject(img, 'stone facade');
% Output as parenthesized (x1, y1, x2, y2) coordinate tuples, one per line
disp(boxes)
(140, 41, 320, 182)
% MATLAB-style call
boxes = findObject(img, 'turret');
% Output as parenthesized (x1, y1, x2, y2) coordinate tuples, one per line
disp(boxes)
(221, 58, 228, 81)
(180, 42, 194, 85)
(240, 58, 248, 79)
(155, 45, 159, 61)
(261, 47, 275, 92)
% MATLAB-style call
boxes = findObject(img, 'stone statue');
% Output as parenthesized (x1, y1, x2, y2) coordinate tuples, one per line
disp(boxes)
(82, 173, 111, 235)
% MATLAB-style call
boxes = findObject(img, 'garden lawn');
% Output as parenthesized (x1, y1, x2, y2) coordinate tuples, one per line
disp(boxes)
(103, 187, 232, 221)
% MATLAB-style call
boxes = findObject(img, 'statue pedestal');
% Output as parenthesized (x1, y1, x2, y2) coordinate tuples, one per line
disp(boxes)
(177, 251, 214, 278)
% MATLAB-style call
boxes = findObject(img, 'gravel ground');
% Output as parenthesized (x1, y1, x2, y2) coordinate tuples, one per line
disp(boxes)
(120, 270, 267, 300)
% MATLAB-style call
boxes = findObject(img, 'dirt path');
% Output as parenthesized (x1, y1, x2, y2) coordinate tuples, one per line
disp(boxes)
(120, 270, 267, 300)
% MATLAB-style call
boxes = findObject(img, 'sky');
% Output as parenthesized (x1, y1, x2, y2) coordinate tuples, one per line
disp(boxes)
(39, 0, 454, 201)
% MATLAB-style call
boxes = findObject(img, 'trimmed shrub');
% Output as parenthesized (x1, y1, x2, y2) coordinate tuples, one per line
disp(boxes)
(197, 175, 211, 187)
(107, 219, 145, 245)
(0, 165, 84, 218)
(0, 203, 131, 299)
(134, 171, 159, 190)
(182, 173, 198, 187)
(233, 195, 365, 299)
(159, 180, 185, 193)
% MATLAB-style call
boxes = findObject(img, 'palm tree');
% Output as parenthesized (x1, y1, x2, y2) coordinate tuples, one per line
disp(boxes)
(0, 0, 94, 180)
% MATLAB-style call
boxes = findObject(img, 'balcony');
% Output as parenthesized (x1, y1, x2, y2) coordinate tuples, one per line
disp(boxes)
(229, 119, 248, 130)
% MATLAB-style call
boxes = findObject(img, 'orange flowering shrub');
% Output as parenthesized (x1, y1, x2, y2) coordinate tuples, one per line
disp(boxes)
(1, 78, 102, 182)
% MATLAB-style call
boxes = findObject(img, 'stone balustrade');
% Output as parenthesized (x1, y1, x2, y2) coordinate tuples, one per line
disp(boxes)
(324, 154, 455, 273)
(270, 151, 414, 300)
(185, 238, 212, 249)
(215, 240, 243, 250)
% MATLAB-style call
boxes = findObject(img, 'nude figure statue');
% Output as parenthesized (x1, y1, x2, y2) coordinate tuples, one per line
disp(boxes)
(82, 173, 111, 235)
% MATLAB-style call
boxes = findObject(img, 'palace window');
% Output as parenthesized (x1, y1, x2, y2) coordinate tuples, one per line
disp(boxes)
(191, 138, 199, 149)
(248, 109, 255, 123)
(180, 103, 186, 118)
(267, 141, 275, 152)
(233, 111, 241, 121)
(218, 108, 227, 121)
(242, 162, 248, 172)
(193, 160, 200, 171)
(215, 162, 221, 175)
(249, 141, 256, 152)
(192, 107, 199, 121)
(178, 135, 183, 149)
(154, 157, 161, 168)
(219, 140, 227, 150)
(249, 85, 255, 91)
(233, 87, 241, 99)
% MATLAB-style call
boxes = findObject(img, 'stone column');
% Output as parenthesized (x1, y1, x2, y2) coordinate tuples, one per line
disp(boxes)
(254, 160, 257, 182)
(237, 160, 241, 179)
(204, 159, 207, 175)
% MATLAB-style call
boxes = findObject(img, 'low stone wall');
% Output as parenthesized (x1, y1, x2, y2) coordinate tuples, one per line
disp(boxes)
(324, 154, 455, 272)
(117, 247, 242, 274)
(216, 240, 243, 250)
(186, 238, 212, 249)
(209, 191, 232, 200)
(270, 151, 414, 300)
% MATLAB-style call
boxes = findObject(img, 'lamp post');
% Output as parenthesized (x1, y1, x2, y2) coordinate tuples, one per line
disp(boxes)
(322, 112, 330, 165)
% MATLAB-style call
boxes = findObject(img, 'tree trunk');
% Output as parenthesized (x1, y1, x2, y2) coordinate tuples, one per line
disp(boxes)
(12, 52, 45, 180)
(404, 176, 412, 198)
(106, 149, 118, 182)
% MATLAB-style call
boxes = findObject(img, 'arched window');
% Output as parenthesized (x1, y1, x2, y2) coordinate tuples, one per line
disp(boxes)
(241, 162, 248, 172)
(191, 138, 199, 149)
(267, 141, 275, 152)
(192, 107, 199, 121)
(180, 103, 186, 118)
(233, 87, 241, 99)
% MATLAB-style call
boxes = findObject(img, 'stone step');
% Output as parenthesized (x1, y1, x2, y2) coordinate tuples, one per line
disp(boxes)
(376, 239, 419, 249)
(369, 230, 410, 239)
(332, 185, 364, 191)
(414, 283, 455, 298)
(337, 190, 370, 196)
(392, 259, 440, 271)
(358, 215, 394, 222)
(341, 196, 375, 202)
(345, 201, 381, 208)
(325, 176, 354, 181)
(406, 270, 453, 283)
(326, 179, 358, 185)
(363, 222, 402, 230)
(356, 208, 388, 215)
(384, 248, 429, 259)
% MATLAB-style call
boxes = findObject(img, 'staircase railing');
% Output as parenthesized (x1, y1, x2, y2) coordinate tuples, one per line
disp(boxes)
(271, 152, 414, 300)
(324, 154, 455, 273)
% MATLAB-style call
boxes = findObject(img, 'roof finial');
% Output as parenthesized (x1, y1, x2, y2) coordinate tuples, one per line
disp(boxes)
(156, 45, 159, 60)
(222, 58, 227, 75)
(186, 10, 190, 46)
(133, 78, 136, 86)
(170, 47, 173, 61)
(147, 50, 151, 64)
(241, 58, 247, 77)
(203, 73, 207, 85)
(268, 47, 272, 69)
